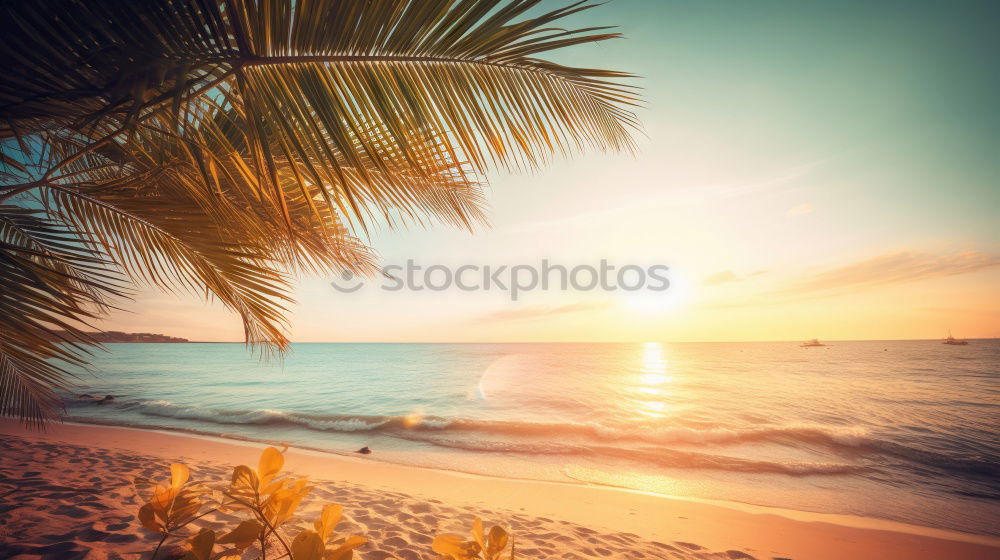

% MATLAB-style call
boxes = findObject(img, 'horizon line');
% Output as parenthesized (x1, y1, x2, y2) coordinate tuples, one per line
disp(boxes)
(142, 337, 998, 344)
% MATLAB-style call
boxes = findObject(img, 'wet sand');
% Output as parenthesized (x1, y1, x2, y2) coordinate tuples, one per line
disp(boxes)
(0, 420, 997, 559)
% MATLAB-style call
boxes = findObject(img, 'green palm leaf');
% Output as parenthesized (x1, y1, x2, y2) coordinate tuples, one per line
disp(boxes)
(0, 205, 124, 427)
(0, 0, 640, 425)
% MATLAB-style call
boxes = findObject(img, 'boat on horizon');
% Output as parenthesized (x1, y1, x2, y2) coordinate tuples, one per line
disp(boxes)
(800, 339, 826, 347)
(942, 331, 969, 345)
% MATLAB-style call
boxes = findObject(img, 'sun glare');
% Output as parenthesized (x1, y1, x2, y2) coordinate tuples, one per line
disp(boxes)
(641, 342, 670, 379)
(620, 291, 674, 314)
(618, 273, 691, 316)
(637, 400, 668, 418)
(631, 342, 673, 418)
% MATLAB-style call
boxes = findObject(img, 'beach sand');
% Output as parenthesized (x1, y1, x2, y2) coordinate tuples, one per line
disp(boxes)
(0, 420, 996, 560)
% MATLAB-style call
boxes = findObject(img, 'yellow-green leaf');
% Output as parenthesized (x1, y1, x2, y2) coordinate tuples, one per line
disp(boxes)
(432, 534, 480, 560)
(185, 528, 215, 560)
(315, 504, 342, 540)
(325, 536, 366, 560)
(258, 446, 284, 485)
(487, 525, 508, 555)
(170, 463, 190, 490)
(217, 519, 263, 550)
(171, 490, 202, 522)
(291, 530, 325, 560)
(138, 503, 164, 533)
(231, 465, 259, 489)
(471, 517, 485, 550)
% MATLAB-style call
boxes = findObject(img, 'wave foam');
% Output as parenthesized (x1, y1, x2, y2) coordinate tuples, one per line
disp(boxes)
(67, 398, 999, 478)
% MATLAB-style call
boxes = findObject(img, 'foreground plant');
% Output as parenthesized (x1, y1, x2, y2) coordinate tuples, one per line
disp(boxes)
(135, 446, 365, 559)
(433, 518, 515, 560)
(134, 463, 209, 557)
(0, 0, 640, 427)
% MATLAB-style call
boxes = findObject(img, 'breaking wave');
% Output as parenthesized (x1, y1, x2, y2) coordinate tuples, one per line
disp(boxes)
(66, 397, 999, 478)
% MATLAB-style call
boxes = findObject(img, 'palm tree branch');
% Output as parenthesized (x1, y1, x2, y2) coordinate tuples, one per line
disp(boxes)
(38, 185, 297, 348)
(0, 0, 642, 426)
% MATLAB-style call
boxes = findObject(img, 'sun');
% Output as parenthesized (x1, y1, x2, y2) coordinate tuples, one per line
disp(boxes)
(616, 269, 692, 315)
(618, 281, 691, 316)
(620, 291, 675, 314)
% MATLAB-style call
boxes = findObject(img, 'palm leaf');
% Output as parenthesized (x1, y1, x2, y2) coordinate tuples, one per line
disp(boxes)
(0, 0, 640, 425)
(0, 205, 125, 427)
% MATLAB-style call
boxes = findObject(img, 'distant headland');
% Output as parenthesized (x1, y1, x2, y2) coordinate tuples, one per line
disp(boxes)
(95, 331, 189, 343)
(53, 331, 189, 343)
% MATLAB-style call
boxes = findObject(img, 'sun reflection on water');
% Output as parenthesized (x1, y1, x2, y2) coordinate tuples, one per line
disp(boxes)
(631, 342, 673, 419)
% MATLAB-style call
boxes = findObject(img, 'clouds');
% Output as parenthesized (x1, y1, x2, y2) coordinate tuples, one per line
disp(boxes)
(477, 301, 611, 323)
(503, 157, 833, 235)
(786, 202, 814, 217)
(785, 250, 1000, 297)
(704, 270, 740, 286)
(698, 249, 999, 312)
(703, 269, 767, 286)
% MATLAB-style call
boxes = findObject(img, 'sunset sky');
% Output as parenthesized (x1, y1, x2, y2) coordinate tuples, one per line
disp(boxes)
(100, 0, 999, 342)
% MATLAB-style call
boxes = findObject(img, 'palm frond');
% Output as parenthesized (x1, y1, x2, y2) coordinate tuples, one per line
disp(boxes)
(0, 205, 124, 427)
(0, 0, 641, 425)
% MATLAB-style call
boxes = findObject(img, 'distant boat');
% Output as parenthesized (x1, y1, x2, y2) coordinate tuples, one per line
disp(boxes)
(801, 339, 826, 347)
(942, 331, 969, 345)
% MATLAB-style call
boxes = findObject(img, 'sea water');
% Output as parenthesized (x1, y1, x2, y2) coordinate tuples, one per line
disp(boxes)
(61, 340, 999, 535)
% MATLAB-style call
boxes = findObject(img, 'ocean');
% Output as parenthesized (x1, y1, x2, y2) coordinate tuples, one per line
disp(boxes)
(61, 340, 1000, 536)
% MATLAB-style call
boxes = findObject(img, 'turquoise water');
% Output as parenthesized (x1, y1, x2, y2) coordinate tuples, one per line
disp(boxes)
(62, 341, 999, 535)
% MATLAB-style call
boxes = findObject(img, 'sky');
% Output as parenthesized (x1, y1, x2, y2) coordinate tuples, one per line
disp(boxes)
(100, 0, 1000, 342)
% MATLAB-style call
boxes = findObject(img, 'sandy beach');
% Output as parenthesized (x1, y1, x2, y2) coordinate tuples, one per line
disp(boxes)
(0, 420, 996, 560)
